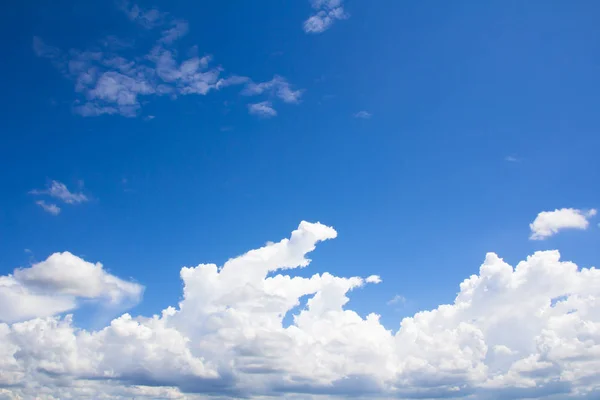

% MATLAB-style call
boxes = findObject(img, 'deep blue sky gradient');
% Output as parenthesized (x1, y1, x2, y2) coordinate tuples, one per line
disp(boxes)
(1, 0, 599, 329)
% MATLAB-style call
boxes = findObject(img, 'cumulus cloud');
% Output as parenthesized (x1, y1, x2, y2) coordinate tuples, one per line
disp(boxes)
(0, 276, 76, 323)
(1, 222, 600, 398)
(248, 101, 277, 118)
(35, 200, 60, 215)
(13, 252, 143, 304)
(33, 4, 301, 118)
(530, 208, 597, 240)
(303, 0, 348, 34)
(0, 252, 143, 323)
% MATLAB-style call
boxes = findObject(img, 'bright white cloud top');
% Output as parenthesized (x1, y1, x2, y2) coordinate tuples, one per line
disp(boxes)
(0, 252, 143, 323)
(0, 221, 599, 398)
(530, 208, 597, 240)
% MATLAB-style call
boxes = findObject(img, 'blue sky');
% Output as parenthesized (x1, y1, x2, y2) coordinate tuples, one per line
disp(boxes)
(1, 1, 600, 398)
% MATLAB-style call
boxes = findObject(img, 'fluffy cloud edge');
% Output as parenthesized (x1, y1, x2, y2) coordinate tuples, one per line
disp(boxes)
(1, 252, 143, 323)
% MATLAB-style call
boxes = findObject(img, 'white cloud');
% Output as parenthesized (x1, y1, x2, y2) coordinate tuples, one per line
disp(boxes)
(243, 75, 303, 103)
(354, 110, 372, 119)
(30, 180, 88, 204)
(159, 20, 190, 44)
(216, 75, 250, 89)
(35, 200, 60, 215)
(304, 0, 348, 34)
(387, 294, 405, 306)
(1, 222, 600, 398)
(13, 252, 143, 304)
(242, 76, 302, 119)
(34, 5, 301, 118)
(366, 275, 381, 284)
(505, 155, 519, 162)
(248, 101, 277, 118)
(0, 276, 75, 323)
(0, 252, 143, 323)
(529, 208, 597, 240)
(74, 102, 120, 117)
(118, 0, 166, 29)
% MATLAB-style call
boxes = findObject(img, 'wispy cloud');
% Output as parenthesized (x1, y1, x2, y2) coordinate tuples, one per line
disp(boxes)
(529, 208, 597, 240)
(241, 76, 303, 118)
(99, 35, 135, 50)
(304, 0, 348, 34)
(30, 180, 88, 204)
(158, 20, 189, 44)
(216, 75, 250, 90)
(35, 200, 61, 216)
(248, 101, 277, 118)
(33, 4, 301, 119)
(117, 0, 166, 29)
(354, 110, 372, 119)
(243, 75, 303, 104)
(387, 294, 406, 306)
(505, 155, 519, 162)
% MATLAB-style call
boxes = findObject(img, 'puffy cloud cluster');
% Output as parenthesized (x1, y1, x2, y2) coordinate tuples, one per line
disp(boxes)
(1, 221, 600, 399)
(304, 0, 348, 34)
(33, 3, 302, 119)
(530, 208, 597, 240)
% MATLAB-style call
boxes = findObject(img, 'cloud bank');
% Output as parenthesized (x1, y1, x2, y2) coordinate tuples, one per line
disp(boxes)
(1, 221, 599, 399)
